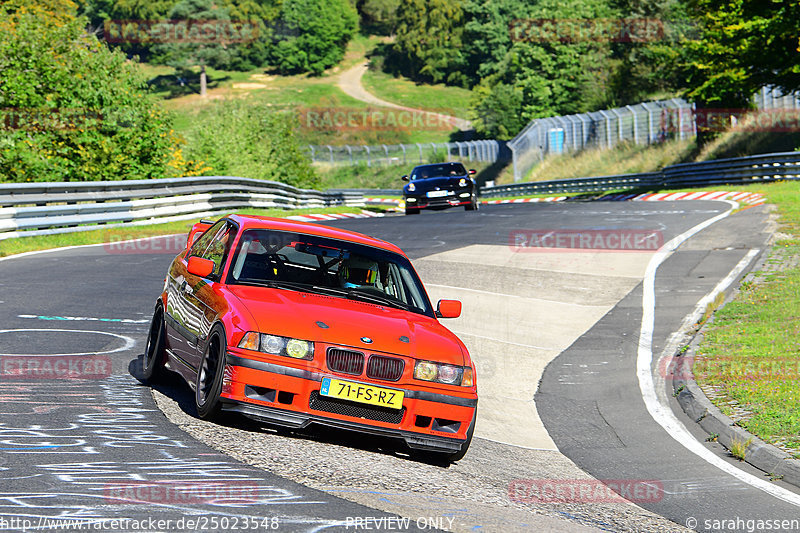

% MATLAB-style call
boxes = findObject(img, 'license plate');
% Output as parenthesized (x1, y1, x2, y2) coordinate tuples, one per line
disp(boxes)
(320, 377, 404, 410)
(427, 190, 451, 198)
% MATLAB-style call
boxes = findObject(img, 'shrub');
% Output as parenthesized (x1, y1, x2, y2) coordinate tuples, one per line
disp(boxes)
(184, 99, 320, 189)
(0, 2, 203, 182)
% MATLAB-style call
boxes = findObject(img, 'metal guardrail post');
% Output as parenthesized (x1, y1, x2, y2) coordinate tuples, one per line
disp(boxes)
(510, 144, 519, 182)
(598, 110, 612, 148)
(626, 105, 638, 144)
(610, 108, 623, 142)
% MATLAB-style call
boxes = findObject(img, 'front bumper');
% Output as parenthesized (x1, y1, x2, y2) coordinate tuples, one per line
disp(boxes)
(221, 353, 477, 454)
(405, 190, 474, 209)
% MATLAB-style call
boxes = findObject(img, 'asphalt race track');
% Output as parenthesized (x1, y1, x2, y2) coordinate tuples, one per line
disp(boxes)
(0, 200, 796, 532)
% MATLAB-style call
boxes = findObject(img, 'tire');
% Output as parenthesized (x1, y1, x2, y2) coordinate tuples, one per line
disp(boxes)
(465, 194, 479, 211)
(405, 207, 420, 215)
(141, 306, 167, 383)
(195, 325, 226, 420)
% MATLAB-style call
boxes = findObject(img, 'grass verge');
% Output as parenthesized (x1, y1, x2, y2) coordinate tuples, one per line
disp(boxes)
(0, 206, 379, 259)
(689, 179, 800, 456)
(360, 67, 472, 119)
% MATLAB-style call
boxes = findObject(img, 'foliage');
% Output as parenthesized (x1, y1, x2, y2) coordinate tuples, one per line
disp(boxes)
(386, 0, 466, 85)
(683, 0, 800, 109)
(357, 0, 400, 35)
(270, 0, 359, 75)
(468, 0, 616, 138)
(0, 3, 202, 182)
(183, 99, 320, 189)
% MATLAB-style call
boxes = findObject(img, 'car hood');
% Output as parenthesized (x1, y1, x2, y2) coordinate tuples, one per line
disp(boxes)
(227, 286, 467, 365)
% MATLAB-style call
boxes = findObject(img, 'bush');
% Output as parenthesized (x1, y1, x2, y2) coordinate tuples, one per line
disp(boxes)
(184, 99, 320, 189)
(0, 2, 203, 182)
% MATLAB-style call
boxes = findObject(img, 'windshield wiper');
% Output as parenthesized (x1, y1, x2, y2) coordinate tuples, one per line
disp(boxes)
(346, 289, 408, 310)
(238, 280, 310, 292)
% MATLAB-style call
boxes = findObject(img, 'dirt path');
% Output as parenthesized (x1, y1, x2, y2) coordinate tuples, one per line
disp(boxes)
(338, 61, 472, 131)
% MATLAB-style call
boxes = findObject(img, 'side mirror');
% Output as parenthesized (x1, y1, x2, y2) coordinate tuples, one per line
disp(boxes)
(436, 299, 462, 319)
(187, 256, 214, 278)
(468, 169, 476, 175)
(401, 175, 409, 181)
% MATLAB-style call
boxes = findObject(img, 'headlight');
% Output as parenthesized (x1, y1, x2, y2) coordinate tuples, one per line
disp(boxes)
(413, 360, 472, 386)
(438, 364, 460, 384)
(285, 338, 312, 359)
(408, 183, 416, 192)
(458, 178, 467, 187)
(237, 332, 314, 361)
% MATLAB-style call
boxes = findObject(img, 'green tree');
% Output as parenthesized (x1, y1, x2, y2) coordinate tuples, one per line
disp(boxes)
(271, 0, 359, 75)
(357, 0, 400, 35)
(469, 0, 616, 138)
(388, 0, 466, 85)
(684, 0, 800, 109)
(0, 2, 201, 182)
(460, 0, 532, 86)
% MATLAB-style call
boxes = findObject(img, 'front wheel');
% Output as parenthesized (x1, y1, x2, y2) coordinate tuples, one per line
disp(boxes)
(405, 206, 420, 215)
(465, 194, 479, 211)
(195, 325, 226, 420)
(141, 306, 167, 383)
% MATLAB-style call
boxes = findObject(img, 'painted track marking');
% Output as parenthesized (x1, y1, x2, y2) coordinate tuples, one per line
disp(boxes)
(637, 200, 800, 506)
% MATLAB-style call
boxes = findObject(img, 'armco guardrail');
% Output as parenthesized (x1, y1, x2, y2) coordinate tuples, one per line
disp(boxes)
(480, 172, 663, 197)
(0, 176, 364, 240)
(481, 151, 800, 197)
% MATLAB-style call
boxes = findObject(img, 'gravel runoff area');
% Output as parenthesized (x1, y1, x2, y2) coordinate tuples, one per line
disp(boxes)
(152, 388, 687, 532)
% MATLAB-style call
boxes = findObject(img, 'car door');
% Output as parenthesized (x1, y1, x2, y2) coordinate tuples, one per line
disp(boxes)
(166, 220, 235, 376)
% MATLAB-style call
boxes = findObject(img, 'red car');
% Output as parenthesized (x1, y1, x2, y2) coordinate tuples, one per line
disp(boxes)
(142, 214, 478, 461)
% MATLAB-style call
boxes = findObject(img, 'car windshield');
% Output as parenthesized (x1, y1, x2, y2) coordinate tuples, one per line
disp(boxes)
(410, 163, 467, 180)
(226, 229, 435, 317)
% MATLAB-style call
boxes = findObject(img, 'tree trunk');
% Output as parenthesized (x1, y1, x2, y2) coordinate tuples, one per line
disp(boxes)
(200, 66, 207, 98)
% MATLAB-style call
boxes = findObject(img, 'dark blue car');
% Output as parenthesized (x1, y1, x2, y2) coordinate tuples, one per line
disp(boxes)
(401, 162, 479, 215)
